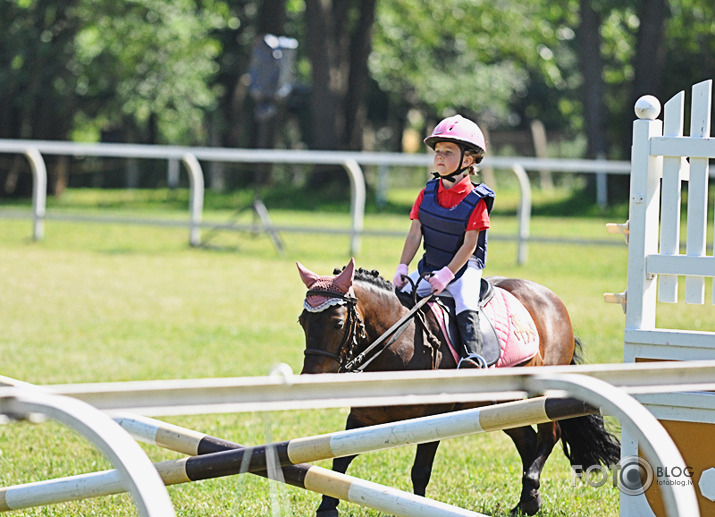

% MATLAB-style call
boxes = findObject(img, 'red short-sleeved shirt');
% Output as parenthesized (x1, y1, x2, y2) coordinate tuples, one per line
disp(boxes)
(409, 176, 490, 232)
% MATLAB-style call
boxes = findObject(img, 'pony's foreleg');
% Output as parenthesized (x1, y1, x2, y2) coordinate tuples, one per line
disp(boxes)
(504, 422, 560, 516)
(411, 441, 440, 496)
(315, 413, 363, 517)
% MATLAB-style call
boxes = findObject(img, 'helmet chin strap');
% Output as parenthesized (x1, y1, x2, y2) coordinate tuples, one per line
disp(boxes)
(431, 168, 468, 182)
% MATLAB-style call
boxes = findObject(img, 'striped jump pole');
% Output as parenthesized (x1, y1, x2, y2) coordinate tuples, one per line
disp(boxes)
(0, 419, 485, 517)
(113, 413, 486, 517)
(164, 396, 594, 475)
(0, 396, 594, 514)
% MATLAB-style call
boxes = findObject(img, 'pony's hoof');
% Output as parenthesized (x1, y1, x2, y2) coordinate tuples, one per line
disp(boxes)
(510, 493, 542, 516)
(316, 510, 339, 517)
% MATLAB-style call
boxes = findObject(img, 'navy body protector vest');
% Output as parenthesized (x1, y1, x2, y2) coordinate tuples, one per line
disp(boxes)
(417, 179, 495, 279)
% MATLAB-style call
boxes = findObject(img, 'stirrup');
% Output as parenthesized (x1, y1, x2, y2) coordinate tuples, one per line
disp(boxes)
(457, 354, 488, 369)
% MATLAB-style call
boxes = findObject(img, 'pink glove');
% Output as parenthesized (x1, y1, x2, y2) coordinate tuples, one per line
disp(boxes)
(393, 264, 409, 288)
(428, 266, 454, 294)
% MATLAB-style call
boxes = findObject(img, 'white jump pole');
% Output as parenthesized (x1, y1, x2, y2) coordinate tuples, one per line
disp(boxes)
(0, 396, 592, 514)
(114, 413, 487, 517)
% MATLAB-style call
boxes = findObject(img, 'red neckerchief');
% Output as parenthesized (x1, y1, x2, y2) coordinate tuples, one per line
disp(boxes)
(436, 175, 474, 209)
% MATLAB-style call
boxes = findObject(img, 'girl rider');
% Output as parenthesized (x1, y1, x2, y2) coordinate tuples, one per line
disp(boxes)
(393, 114, 494, 368)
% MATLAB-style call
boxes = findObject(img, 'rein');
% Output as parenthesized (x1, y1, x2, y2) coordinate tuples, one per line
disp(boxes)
(344, 294, 434, 372)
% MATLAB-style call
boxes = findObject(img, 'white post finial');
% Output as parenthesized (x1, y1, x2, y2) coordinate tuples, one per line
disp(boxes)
(635, 95, 661, 120)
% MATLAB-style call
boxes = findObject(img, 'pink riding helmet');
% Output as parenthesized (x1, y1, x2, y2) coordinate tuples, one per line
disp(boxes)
(424, 114, 486, 153)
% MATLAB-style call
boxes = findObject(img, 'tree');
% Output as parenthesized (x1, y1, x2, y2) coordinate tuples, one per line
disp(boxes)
(615, 0, 669, 158)
(369, 0, 584, 151)
(74, 0, 225, 145)
(663, 0, 715, 96)
(575, 0, 607, 159)
(1, 0, 226, 193)
(0, 0, 224, 146)
(0, 0, 83, 194)
(4, 0, 715, 196)
(304, 0, 377, 151)
(630, 0, 668, 106)
(0, 1, 81, 141)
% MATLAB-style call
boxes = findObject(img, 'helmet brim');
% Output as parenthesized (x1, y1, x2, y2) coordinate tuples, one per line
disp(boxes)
(424, 135, 484, 153)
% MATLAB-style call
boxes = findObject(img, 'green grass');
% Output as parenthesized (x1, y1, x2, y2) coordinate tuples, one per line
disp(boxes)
(0, 185, 710, 516)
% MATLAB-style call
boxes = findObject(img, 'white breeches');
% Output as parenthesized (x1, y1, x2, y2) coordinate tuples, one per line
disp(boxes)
(401, 257, 483, 314)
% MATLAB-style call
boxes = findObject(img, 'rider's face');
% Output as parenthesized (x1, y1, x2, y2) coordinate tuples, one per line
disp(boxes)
(433, 141, 471, 175)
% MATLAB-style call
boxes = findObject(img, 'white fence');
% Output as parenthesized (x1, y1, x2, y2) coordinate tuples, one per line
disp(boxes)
(0, 385, 176, 517)
(2, 362, 712, 516)
(0, 139, 632, 263)
(605, 79, 715, 517)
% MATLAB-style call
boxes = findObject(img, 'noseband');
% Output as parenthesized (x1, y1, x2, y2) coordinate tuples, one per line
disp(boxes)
(303, 288, 365, 372)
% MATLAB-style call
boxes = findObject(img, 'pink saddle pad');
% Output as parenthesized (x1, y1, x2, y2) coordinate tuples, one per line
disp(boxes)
(429, 286, 539, 368)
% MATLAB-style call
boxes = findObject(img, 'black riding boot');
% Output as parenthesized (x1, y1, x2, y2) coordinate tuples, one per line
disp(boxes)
(456, 310, 488, 369)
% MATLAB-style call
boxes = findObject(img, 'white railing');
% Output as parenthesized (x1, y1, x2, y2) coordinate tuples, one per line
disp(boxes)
(4, 362, 713, 516)
(0, 139, 631, 263)
(0, 386, 175, 517)
(16, 361, 715, 415)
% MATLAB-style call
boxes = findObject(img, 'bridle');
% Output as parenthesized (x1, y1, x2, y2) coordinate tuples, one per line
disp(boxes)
(302, 288, 366, 373)
(302, 273, 438, 373)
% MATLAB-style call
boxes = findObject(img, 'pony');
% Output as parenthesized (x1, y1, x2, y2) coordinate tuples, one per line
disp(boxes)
(297, 259, 619, 516)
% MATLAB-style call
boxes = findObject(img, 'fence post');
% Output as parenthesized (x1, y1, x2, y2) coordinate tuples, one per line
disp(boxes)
(376, 163, 388, 209)
(511, 164, 531, 265)
(625, 95, 663, 335)
(167, 158, 180, 189)
(596, 152, 608, 208)
(181, 153, 204, 247)
(25, 148, 47, 241)
(342, 159, 365, 256)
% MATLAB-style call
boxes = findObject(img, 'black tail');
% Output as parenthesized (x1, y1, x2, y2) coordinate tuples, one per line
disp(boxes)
(558, 337, 621, 468)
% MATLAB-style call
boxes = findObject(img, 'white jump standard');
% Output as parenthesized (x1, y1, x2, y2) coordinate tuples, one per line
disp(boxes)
(607, 79, 715, 516)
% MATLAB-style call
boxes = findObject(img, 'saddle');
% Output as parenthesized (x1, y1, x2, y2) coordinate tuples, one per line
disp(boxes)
(398, 278, 539, 368)
(434, 279, 502, 367)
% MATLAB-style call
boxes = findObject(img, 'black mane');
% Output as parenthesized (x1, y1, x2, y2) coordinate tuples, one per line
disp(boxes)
(333, 266, 393, 291)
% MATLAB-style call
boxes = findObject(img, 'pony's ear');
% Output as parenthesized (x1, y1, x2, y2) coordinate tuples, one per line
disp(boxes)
(296, 262, 320, 288)
(334, 258, 355, 291)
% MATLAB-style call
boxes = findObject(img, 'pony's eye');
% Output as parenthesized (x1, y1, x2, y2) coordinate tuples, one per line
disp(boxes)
(333, 319, 345, 329)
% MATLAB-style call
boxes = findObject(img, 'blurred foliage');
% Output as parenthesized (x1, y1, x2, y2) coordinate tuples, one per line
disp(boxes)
(1, 0, 713, 160)
(0, 0, 226, 144)
(0, 0, 82, 140)
(663, 0, 715, 97)
(72, 0, 226, 144)
(370, 0, 575, 128)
